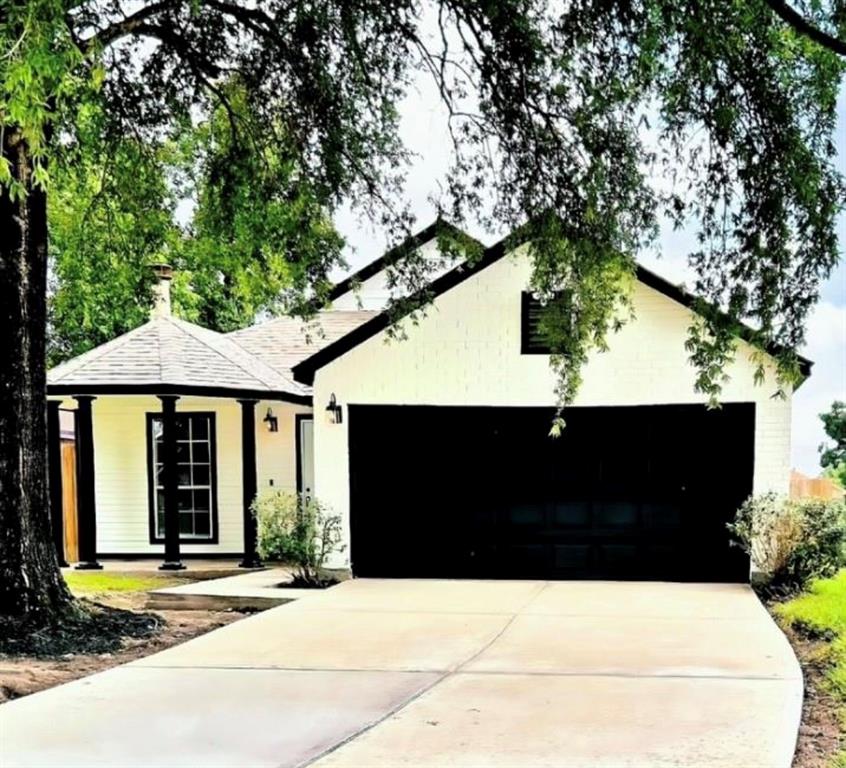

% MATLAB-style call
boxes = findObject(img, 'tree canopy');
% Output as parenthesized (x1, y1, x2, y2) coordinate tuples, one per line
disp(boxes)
(48, 87, 344, 363)
(8, 0, 843, 405)
(820, 401, 846, 487)
(1, 0, 844, 618)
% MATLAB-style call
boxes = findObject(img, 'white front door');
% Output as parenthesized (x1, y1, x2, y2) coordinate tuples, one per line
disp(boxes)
(297, 416, 315, 499)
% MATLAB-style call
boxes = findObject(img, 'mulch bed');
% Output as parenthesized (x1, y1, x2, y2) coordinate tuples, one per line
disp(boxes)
(0, 593, 251, 704)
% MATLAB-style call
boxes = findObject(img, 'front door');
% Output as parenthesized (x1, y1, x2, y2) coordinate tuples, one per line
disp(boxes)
(297, 416, 315, 499)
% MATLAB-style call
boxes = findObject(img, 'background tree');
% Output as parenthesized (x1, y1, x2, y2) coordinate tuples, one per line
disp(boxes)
(820, 401, 846, 487)
(48, 108, 181, 364)
(1, 0, 844, 623)
(48, 87, 344, 365)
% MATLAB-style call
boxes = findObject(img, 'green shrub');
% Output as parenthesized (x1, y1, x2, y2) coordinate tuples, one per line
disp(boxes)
(786, 498, 846, 583)
(728, 493, 846, 589)
(252, 490, 345, 587)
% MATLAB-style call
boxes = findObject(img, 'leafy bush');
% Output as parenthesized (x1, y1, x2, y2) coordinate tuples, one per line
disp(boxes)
(788, 498, 846, 583)
(252, 490, 345, 587)
(728, 493, 846, 589)
(728, 493, 804, 580)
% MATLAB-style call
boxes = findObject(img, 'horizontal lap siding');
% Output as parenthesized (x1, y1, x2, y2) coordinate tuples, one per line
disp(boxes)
(255, 402, 313, 494)
(52, 396, 245, 555)
(62, 396, 312, 555)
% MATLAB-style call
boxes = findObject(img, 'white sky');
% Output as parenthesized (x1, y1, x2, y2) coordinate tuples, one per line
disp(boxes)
(333, 72, 846, 477)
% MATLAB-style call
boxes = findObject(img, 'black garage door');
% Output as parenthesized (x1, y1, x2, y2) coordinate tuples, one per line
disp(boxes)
(348, 404, 754, 582)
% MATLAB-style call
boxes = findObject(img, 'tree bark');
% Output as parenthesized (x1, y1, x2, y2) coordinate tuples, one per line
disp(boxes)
(0, 126, 73, 620)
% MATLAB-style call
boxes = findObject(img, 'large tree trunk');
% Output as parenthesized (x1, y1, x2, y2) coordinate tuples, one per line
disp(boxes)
(0, 126, 73, 621)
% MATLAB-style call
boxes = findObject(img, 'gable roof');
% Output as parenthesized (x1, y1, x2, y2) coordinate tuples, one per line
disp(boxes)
(328, 218, 485, 303)
(48, 316, 310, 403)
(292, 231, 814, 386)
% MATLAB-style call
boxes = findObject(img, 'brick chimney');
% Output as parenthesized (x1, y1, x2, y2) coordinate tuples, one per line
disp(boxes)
(150, 264, 173, 319)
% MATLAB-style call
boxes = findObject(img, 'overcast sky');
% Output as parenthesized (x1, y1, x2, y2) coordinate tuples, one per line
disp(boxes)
(333, 74, 846, 477)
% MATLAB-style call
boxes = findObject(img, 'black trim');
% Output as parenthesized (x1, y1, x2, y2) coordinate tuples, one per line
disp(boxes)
(293, 228, 813, 385)
(293, 237, 511, 384)
(295, 414, 314, 495)
(146, 411, 220, 545)
(74, 396, 101, 570)
(327, 219, 483, 302)
(633, 264, 812, 379)
(95, 552, 247, 560)
(158, 395, 184, 569)
(48, 383, 312, 405)
(238, 399, 261, 568)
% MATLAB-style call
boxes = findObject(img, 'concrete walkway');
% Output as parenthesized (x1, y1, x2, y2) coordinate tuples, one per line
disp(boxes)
(146, 566, 307, 610)
(0, 580, 802, 768)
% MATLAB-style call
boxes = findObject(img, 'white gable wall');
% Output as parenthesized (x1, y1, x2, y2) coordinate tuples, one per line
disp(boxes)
(312, 247, 792, 569)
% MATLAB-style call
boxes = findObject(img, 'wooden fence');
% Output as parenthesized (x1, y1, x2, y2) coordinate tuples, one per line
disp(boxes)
(61, 439, 79, 563)
(789, 469, 845, 502)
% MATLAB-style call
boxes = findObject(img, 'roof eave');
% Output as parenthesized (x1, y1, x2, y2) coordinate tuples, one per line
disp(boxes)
(327, 218, 485, 303)
(293, 230, 813, 388)
(47, 382, 313, 405)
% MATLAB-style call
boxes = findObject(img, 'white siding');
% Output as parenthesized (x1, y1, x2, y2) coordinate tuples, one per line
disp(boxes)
(255, 401, 313, 494)
(58, 395, 310, 556)
(313, 248, 793, 568)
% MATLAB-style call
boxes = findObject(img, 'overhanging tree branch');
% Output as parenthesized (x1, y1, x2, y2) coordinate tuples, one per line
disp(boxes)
(762, 0, 846, 56)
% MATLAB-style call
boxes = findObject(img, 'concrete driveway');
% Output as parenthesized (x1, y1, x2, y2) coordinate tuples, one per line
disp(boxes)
(0, 580, 802, 768)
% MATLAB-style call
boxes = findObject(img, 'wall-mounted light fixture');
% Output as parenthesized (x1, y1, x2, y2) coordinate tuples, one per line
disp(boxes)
(325, 393, 343, 425)
(263, 407, 279, 432)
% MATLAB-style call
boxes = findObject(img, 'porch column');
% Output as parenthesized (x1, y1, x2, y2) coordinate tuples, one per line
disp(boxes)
(74, 396, 102, 570)
(158, 395, 185, 571)
(238, 399, 261, 568)
(47, 400, 68, 567)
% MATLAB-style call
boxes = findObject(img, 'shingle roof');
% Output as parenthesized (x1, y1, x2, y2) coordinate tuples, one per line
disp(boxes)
(226, 310, 378, 372)
(48, 316, 310, 401)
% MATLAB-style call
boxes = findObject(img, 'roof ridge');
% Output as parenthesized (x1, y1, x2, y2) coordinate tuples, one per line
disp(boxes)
(327, 219, 484, 303)
(167, 316, 297, 391)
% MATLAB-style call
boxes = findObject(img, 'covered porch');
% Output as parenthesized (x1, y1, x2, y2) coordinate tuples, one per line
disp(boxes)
(46, 272, 313, 571)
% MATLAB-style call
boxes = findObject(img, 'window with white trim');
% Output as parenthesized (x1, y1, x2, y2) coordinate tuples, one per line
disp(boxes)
(149, 413, 216, 540)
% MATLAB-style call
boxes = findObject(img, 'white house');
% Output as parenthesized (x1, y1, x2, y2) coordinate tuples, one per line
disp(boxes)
(46, 220, 811, 581)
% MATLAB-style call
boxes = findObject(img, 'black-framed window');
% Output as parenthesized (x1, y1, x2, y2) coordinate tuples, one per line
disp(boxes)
(147, 412, 218, 543)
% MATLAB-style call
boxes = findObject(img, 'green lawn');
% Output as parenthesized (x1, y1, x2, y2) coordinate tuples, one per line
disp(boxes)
(776, 570, 846, 766)
(63, 571, 182, 595)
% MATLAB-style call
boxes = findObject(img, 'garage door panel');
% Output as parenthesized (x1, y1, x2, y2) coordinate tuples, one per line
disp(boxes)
(348, 405, 753, 581)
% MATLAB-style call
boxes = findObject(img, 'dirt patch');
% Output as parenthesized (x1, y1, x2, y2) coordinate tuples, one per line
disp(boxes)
(0, 591, 250, 704)
(781, 624, 845, 768)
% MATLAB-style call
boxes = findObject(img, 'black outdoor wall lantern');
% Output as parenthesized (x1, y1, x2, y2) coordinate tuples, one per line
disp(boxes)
(263, 407, 279, 433)
(325, 393, 343, 425)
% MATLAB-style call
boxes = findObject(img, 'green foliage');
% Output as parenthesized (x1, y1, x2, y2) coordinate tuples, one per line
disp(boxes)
(4, 0, 845, 413)
(789, 498, 846, 584)
(252, 490, 344, 587)
(48, 114, 181, 363)
(820, 401, 846, 488)
(47, 86, 346, 362)
(63, 572, 182, 594)
(728, 492, 806, 580)
(728, 493, 846, 588)
(775, 569, 846, 753)
(174, 84, 345, 332)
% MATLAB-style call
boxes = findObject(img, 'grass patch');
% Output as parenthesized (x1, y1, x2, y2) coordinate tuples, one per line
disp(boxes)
(63, 572, 182, 595)
(776, 570, 846, 764)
